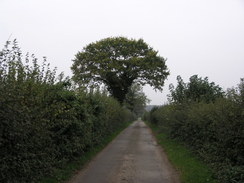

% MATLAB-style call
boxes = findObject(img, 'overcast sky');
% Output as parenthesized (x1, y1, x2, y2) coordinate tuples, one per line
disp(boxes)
(1, 0, 244, 105)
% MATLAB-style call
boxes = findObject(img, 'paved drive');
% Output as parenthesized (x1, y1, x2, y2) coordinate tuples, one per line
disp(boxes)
(67, 120, 179, 183)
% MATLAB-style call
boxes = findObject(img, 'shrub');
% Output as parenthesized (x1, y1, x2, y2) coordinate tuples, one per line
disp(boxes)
(0, 40, 134, 183)
(147, 90, 244, 182)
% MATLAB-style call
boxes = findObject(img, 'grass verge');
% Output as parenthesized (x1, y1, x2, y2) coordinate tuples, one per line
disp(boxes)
(39, 121, 133, 183)
(145, 121, 218, 183)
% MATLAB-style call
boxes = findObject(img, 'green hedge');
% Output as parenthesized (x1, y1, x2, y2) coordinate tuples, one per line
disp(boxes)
(143, 98, 244, 182)
(0, 40, 136, 183)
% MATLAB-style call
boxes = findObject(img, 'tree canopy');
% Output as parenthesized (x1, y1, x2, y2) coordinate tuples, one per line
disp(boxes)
(71, 37, 169, 103)
(168, 75, 224, 104)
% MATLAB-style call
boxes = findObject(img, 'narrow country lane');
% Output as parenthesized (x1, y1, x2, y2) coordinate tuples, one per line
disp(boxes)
(67, 120, 180, 183)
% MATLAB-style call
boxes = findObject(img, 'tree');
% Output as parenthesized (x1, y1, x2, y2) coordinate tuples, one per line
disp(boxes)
(125, 83, 151, 117)
(71, 37, 169, 104)
(226, 78, 244, 105)
(168, 75, 186, 104)
(168, 75, 224, 104)
(186, 75, 224, 103)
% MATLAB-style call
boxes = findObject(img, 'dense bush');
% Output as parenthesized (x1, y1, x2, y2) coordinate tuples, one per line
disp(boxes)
(0, 40, 135, 183)
(168, 75, 224, 104)
(144, 79, 244, 182)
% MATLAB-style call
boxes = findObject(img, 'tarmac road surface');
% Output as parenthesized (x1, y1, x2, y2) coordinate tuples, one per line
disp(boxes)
(67, 120, 180, 183)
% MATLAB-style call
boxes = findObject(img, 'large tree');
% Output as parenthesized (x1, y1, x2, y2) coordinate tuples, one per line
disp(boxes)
(71, 37, 169, 104)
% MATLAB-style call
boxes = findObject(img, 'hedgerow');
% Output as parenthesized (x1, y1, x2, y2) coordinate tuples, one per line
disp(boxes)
(0, 40, 135, 183)
(143, 78, 244, 182)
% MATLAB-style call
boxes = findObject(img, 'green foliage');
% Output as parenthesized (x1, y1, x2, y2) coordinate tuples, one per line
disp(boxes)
(40, 121, 133, 183)
(168, 75, 186, 104)
(145, 82, 244, 182)
(146, 122, 217, 183)
(125, 83, 150, 117)
(71, 36, 169, 103)
(0, 40, 135, 183)
(227, 78, 244, 107)
(168, 75, 224, 104)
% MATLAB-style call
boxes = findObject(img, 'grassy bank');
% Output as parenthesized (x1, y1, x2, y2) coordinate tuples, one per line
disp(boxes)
(40, 121, 133, 183)
(145, 121, 218, 183)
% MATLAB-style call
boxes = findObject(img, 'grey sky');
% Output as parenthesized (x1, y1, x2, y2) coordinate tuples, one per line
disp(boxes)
(1, 0, 244, 105)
